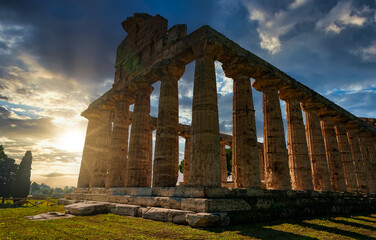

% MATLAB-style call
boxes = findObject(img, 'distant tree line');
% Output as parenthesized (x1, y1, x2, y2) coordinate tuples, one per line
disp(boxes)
(30, 182, 75, 198)
(0, 145, 32, 203)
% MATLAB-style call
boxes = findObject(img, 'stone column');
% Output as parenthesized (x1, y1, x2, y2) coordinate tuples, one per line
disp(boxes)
(319, 109, 346, 192)
(301, 101, 331, 191)
(90, 104, 113, 188)
(232, 74, 260, 188)
(366, 133, 376, 187)
(149, 123, 156, 184)
(358, 131, 376, 193)
(253, 80, 290, 190)
(346, 122, 368, 193)
(258, 143, 265, 188)
(153, 64, 184, 187)
(189, 54, 221, 187)
(279, 88, 313, 191)
(182, 134, 191, 184)
(106, 92, 133, 188)
(220, 141, 228, 183)
(77, 110, 100, 188)
(333, 118, 357, 192)
(125, 83, 153, 187)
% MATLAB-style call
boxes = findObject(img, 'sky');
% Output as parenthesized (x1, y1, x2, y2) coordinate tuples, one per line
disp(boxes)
(0, 0, 375, 188)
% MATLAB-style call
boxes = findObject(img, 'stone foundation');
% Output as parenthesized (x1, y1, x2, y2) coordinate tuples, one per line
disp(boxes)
(61, 187, 376, 227)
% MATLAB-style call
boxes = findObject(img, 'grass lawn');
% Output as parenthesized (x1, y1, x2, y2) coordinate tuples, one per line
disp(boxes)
(1, 200, 376, 239)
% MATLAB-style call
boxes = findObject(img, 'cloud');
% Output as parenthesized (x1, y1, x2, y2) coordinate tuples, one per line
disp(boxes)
(351, 42, 376, 62)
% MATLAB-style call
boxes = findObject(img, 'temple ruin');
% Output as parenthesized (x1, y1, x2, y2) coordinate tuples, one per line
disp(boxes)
(62, 13, 376, 227)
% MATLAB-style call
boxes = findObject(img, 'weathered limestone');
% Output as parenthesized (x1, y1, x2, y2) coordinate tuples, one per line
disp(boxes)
(220, 141, 228, 183)
(319, 109, 346, 192)
(301, 100, 331, 191)
(189, 53, 221, 187)
(366, 134, 376, 183)
(346, 122, 368, 193)
(77, 111, 100, 188)
(358, 131, 376, 193)
(125, 83, 153, 187)
(279, 88, 313, 191)
(182, 134, 191, 184)
(253, 80, 290, 190)
(153, 63, 184, 187)
(90, 106, 112, 188)
(333, 118, 358, 192)
(231, 74, 260, 188)
(106, 92, 133, 188)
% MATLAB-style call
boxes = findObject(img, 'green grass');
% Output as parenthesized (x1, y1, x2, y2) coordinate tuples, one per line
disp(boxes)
(1, 201, 375, 239)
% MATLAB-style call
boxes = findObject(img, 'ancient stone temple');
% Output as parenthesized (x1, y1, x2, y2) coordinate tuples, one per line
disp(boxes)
(63, 13, 376, 227)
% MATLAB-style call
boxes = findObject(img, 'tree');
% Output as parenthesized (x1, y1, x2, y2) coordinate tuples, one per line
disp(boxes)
(178, 160, 184, 174)
(30, 182, 41, 195)
(12, 151, 32, 198)
(0, 146, 18, 203)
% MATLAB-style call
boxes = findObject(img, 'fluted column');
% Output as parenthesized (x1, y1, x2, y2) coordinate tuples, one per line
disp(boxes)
(220, 141, 228, 183)
(319, 109, 346, 192)
(279, 88, 313, 191)
(253, 80, 290, 190)
(106, 92, 133, 188)
(358, 131, 376, 193)
(125, 83, 153, 187)
(333, 118, 357, 192)
(346, 122, 368, 193)
(258, 143, 265, 187)
(90, 105, 113, 188)
(189, 54, 221, 187)
(77, 111, 100, 188)
(182, 134, 191, 184)
(366, 134, 376, 187)
(301, 101, 331, 191)
(153, 64, 184, 187)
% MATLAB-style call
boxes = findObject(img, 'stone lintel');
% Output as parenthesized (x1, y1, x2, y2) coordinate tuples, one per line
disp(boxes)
(318, 108, 338, 118)
(301, 99, 325, 111)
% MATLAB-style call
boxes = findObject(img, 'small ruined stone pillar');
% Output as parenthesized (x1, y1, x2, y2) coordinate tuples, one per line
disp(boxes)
(106, 92, 133, 188)
(90, 104, 113, 188)
(189, 52, 221, 187)
(301, 100, 331, 191)
(279, 88, 313, 191)
(220, 141, 228, 183)
(319, 109, 346, 192)
(333, 118, 358, 192)
(358, 131, 376, 193)
(77, 110, 100, 188)
(153, 63, 184, 187)
(346, 122, 368, 193)
(182, 134, 191, 184)
(253, 80, 290, 190)
(231, 74, 260, 188)
(125, 83, 153, 187)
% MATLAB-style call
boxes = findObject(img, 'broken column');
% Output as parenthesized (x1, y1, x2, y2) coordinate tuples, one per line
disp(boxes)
(125, 82, 153, 187)
(301, 100, 331, 191)
(253, 79, 290, 190)
(77, 110, 100, 188)
(319, 109, 346, 192)
(279, 87, 313, 191)
(333, 117, 358, 193)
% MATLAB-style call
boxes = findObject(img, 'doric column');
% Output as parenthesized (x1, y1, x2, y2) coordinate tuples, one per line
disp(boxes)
(279, 88, 313, 191)
(253, 79, 290, 190)
(301, 100, 331, 191)
(106, 92, 133, 188)
(258, 143, 265, 187)
(153, 63, 184, 187)
(220, 141, 228, 183)
(90, 104, 113, 188)
(125, 82, 153, 187)
(189, 52, 221, 187)
(77, 110, 100, 188)
(231, 74, 260, 188)
(318, 109, 346, 192)
(182, 134, 191, 184)
(346, 122, 368, 193)
(358, 130, 376, 193)
(333, 117, 357, 192)
(366, 133, 376, 187)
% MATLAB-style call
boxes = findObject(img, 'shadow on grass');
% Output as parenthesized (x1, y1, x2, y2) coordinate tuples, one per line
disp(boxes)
(352, 216, 376, 223)
(296, 221, 376, 240)
(330, 218, 376, 231)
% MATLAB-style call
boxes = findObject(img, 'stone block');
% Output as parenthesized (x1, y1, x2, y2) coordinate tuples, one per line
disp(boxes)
(124, 187, 152, 196)
(110, 204, 140, 217)
(168, 209, 194, 225)
(58, 199, 79, 205)
(207, 199, 251, 212)
(143, 207, 169, 222)
(181, 198, 208, 212)
(65, 202, 111, 216)
(137, 207, 149, 217)
(186, 213, 220, 228)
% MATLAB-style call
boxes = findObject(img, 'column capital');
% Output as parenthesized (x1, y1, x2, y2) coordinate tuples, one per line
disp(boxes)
(301, 99, 325, 112)
(345, 120, 362, 130)
(333, 115, 349, 125)
(279, 86, 305, 101)
(318, 107, 338, 119)
(153, 59, 185, 80)
(81, 108, 100, 120)
(110, 89, 136, 103)
(135, 82, 154, 95)
(221, 59, 253, 79)
(252, 77, 286, 92)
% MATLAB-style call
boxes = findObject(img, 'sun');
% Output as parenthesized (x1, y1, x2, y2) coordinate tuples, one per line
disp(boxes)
(55, 129, 86, 153)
